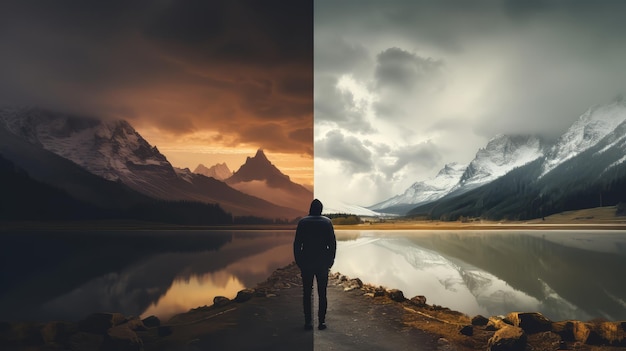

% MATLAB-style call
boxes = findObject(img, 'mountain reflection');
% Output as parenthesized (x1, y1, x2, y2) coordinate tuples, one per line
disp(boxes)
(334, 230, 626, 321)
(0, 230, 294, 322)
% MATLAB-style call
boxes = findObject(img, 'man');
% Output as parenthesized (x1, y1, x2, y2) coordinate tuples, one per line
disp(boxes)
(293, 199, 336, 331)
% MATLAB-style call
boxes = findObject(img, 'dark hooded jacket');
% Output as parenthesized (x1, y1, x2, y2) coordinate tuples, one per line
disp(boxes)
(293, 199, 336, 270)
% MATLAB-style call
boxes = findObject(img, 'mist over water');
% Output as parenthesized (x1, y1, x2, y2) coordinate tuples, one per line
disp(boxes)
(333, 230, 626, 321)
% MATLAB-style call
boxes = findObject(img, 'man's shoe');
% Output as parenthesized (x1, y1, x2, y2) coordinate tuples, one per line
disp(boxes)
(318, 322, 327, 330)
(304, 323, 313, 330)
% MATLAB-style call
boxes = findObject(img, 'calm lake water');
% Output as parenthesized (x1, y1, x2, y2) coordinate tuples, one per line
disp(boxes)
(1, 229, 625, 322)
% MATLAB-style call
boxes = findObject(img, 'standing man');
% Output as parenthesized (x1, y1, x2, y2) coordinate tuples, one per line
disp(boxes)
(293, 199, 336, 331)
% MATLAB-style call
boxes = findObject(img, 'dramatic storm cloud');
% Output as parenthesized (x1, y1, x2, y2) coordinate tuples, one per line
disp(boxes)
(314, 0, 626, 206)
(0, 0, 313, 184)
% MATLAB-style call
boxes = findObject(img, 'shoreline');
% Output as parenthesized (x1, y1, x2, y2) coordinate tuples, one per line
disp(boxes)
(3, 264, 625, 350)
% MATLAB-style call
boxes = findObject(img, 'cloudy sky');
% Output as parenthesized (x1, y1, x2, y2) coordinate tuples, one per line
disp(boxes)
(0, 0, 313, 186)
(314, 0, 626, 207)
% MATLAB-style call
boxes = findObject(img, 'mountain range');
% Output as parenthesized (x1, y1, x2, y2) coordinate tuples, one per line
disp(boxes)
(371, 97, 626, 220)
(0, 107, 311, 222)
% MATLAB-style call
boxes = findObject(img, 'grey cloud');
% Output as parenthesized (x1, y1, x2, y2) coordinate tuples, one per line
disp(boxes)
(316, 130, 373, 173)
(379, 142, 442, 179)
(375, 47, 444, 91)
(314, 75, 374, 133)
(314, 35, 371, 75)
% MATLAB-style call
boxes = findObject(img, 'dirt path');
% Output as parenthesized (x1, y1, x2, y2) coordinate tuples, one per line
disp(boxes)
(316, 282, 438, 351)
(141, 265, 438, 351)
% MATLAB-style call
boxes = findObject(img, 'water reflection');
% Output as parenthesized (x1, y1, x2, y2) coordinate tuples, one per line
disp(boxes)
(0, 230, 294, 322)
(334, 230, 626, 321)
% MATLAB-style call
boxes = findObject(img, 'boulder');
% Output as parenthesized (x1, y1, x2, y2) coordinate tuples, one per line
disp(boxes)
(409, 295, 427, 307)
(103, 325, 143, 351)
(123, 317, 147, 331)
(235, 289, 255, 303)
(79, 312, 127, 334)
(351, 278, 363, 288)
(388, 289, 406, 302)
(460, 325, 473, 336)
(471, 315, 489, 326)
(585, 321, 626, 346)
(486, 317, 511, 331)
(141, 316, 160, 328)
(213, 296, 232, 307)
(505, 312, 552, 334)
(373, 289, 385, 297)
(487, 325, 527, 351)
(552, 320, 590, 343)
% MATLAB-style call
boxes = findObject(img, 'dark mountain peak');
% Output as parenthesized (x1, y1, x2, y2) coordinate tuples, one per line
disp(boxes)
(253, 149, 268, 161)
(227, 150, 290, 187)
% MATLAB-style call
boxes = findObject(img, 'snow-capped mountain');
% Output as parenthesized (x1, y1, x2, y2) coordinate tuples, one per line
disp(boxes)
(369, 162, 466, 214)
(225, 149, 313, 213)
(372, 134, 546, 214)
(542, 96, 626, 175)
(0, 107, 305, 219)
(456, 134, 546, 190)
(0, 107, 175, 186)
(194, 162, 231, 180)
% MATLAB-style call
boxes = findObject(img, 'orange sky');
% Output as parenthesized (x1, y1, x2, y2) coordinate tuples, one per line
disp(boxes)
(0, 1, 313, 187)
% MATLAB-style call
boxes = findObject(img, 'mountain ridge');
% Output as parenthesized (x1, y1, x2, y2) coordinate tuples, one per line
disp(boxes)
(0, 107, 305, 220)
(373, 98, 626, 218)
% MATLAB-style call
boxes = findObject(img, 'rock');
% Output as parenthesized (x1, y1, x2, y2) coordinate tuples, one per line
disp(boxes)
(487, 325, 527, 351)
(471, 315, 489, 326)
(552, 320, 590, 343)
(79, 312, 127, 334)
(598, 321, 626, 346)
(124, 317, 147, 331)
(388, 289, 406, 302)
(213, 296, 232, 307)
(157, 325, 173, 337)
(409, 295, 427, 307)
(459, 325, 473, 336)
(103, 325, 143, 351)
(373, 289, 385, 297)
(584, 321, 626, 346)
(505, 312, 552, 334)
(141, 316, 160, 328)
(340, 275, 348, 282)
(41, 321, 76, 345)
(351, 278, 363, 288)
(486, 317, 510, 331)
(234, 288, 255, 303)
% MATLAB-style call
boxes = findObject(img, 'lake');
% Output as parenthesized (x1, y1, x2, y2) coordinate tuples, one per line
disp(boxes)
(1, 229, 625, 323)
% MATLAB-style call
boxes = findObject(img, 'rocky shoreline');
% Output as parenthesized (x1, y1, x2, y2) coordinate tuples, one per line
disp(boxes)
(2, 263, 625, 350)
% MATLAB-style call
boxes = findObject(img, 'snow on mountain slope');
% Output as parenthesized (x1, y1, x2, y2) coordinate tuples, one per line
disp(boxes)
(0, 107, 305, 218)
(542, 96, 626, 175)
(194, 162, 231, 180)
(372, 134, 545, 214)
(369, 162, 466, 211)
(457, 134, 545, 190)
(0, 107, 174, 184)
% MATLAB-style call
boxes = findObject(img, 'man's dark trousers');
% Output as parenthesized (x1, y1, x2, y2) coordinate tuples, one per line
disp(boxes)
(301, 267, 329, 324)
